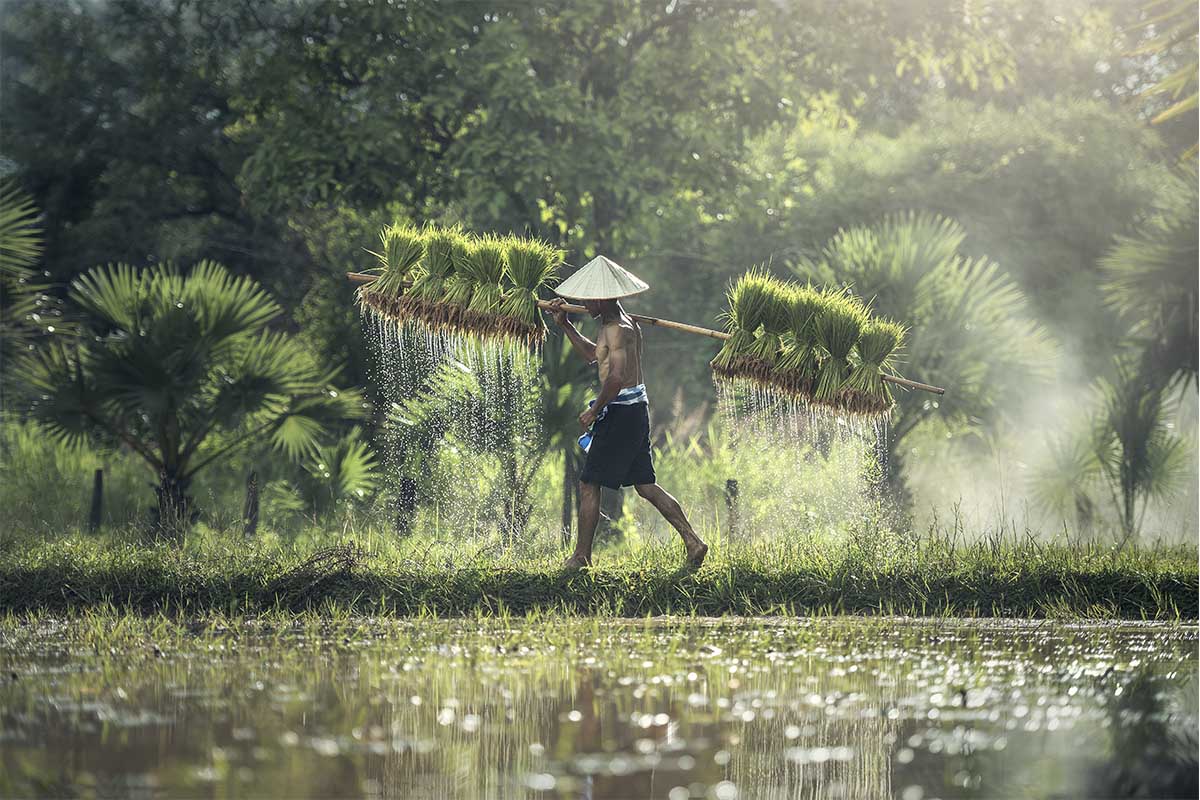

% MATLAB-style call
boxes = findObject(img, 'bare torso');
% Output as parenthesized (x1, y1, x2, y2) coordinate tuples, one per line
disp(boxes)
(595, 315, 645, 389)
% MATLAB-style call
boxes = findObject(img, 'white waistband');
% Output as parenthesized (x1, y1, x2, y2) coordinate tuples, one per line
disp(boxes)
(609, 383, 648, 405)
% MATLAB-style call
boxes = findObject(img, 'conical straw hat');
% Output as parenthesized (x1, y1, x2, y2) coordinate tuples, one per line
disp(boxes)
(554, 255, 650, 300)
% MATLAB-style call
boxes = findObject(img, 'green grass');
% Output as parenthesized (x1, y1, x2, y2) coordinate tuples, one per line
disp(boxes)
(1, 523, 1194, 619)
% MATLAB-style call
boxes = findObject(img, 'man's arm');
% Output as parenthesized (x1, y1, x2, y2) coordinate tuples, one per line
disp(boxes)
(546, 298, 597, 364)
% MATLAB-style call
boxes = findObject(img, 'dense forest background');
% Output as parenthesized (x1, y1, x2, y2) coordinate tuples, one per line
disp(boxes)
(1, 0, 1196, 542)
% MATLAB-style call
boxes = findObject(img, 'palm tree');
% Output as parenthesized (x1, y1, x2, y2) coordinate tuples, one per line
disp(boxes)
(19, 260, 364, 538)
(790, 212, 1057, 496)
(1126, 0, 1199, 161)
(0, 182, 70, 412)
(1093, 360, 1189, 540)
(1101, 177, 1198, 390)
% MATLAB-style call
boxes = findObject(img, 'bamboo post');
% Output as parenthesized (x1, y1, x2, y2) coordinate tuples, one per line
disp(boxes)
(242, 470, 259, 539)
(346, 271, 946, 395)
(724, 478, 740, 542)
(88, 468, 103, 533)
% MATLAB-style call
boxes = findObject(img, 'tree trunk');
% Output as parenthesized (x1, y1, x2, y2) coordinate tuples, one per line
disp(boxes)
(152, 470, 194, 544)
(88, 468, 104, 534)
(394, 476, 418, 537)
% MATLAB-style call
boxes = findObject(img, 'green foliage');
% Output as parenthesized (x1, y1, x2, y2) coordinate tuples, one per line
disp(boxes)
(0, 180, 42, 281)
(1094, 362, 1190, 538)
(793, 212, 1056, 485)
(17, 260, 364, 535)
(1101, 178, 1198, 387)
(1127, 0, 1199, 159)
(0, 417, 149, 533)
(293, 427, 379, 514)
(0, 181, 64, 401)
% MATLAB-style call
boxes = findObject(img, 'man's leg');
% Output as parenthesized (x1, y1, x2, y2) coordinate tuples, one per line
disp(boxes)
(634, 483, 708, 567)
(564, 480, 601, 568)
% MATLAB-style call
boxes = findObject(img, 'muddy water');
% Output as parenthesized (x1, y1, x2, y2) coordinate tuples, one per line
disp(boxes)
(1, 617, 1195, 799)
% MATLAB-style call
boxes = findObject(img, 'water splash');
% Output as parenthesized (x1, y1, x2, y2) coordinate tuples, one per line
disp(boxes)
(361, 302, 546, 548)
(713, 377, 889, 541)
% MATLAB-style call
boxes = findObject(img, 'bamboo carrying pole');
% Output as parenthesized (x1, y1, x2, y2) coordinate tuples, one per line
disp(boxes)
(347, 271, 946, 395)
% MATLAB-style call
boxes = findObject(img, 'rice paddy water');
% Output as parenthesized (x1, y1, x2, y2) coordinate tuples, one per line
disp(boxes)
(2, 616, 1194, 799)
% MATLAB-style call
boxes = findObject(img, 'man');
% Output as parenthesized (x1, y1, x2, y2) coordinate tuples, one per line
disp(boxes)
(545, 255, 709, 570)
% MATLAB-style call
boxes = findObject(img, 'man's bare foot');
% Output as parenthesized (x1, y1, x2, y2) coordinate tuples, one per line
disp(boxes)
(561, 555, 591, 571)
(685, 541, 709, 569)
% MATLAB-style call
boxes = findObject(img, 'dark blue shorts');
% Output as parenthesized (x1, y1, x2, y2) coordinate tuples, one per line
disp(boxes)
(580, 403, 656, 489)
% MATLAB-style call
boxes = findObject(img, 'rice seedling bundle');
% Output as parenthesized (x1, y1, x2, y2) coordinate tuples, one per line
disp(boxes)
(843, 318, 907, 416)
(365, 223, 425, 298)
(459, 234, 510, 329)
(741, 277, 793, 382)
(711, 268, 777, 379)
(359, 223, 425, 321)
(439, 233, 478, 315)
(404, 224, 464, 321)
(500, 236, 563, 343)
(774, 284, 826, 396)
(813, 290, 870, 406)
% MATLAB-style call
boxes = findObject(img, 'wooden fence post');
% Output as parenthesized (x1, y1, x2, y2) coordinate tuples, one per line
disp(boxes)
(242, 470, 259, 539)
(88, 468, 103, 533)
(725, 479, 740, 541)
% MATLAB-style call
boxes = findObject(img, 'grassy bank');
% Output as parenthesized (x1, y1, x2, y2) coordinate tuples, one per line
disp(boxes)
(1, 526, 1195, 619)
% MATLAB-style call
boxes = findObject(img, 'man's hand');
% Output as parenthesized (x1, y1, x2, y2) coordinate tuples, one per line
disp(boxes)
(579, 407, 597, 430)
(544, 297, 570, 329)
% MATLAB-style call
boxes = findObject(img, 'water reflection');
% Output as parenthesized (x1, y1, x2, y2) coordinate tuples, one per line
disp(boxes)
(1, 617, 1195, 799)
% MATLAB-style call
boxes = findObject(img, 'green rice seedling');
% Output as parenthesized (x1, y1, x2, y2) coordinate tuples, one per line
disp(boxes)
(775, 284, 826, 397)
(711, 268, 775, 379)
(438, 234, 479, 329)
(844, 318, 907, 416)
(359, 223, 425, 321)
(500, 236, 563, 343)
(813, 288, 869, 406)
(459, 234, 509, 336)
(405, 224, 464, 324)
(369, 222, 425, 298)
(741, 276, 793, 382)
